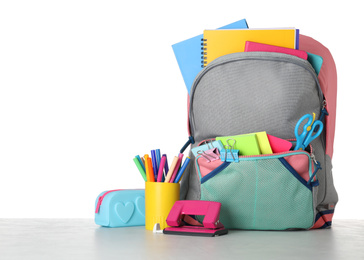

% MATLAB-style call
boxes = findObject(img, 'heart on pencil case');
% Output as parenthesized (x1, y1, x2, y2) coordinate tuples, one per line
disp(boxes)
(115, 202, 135, 223)
(135, 196, 145, 217)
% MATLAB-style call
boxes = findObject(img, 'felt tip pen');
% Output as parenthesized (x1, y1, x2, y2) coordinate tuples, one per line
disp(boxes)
(163, 154, 169, 182)
(174, 157, 190, 183)
(133, 157, 147, 182)
(156, 149, 161, 171)
(157, 155, 166, 182)
(164, 156, 179, 183)
(144, 154, 154, 182)
(151, 150, 158, 180)
(147, 157, 155, 182)
(169, 153, 184, 183)
(136, 155, 145, 172)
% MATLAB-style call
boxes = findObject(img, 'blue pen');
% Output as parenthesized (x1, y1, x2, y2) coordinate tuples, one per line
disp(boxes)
(174, 157, 191, 183)
(156, 149, 161, 172)
(135, 155, 145, 172)
(151, 150, 158, 180)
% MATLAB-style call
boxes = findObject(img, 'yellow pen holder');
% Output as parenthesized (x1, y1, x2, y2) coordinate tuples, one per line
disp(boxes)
(145, 182, 180, 231)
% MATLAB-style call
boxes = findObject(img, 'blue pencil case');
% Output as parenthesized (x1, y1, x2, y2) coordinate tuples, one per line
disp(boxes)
(95, 189, 145, 227)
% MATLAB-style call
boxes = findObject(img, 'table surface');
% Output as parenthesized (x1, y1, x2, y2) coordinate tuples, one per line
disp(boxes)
(1, 219, 363, 260)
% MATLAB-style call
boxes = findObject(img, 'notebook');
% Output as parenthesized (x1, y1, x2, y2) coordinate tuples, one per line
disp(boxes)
(244, 41, 322, 75)
(267, 134, 292, 153)
(244, 41, 308, 60)
(307, 52, 323, 75)
(254, 131, 273, 154)
(172, 19, 248, 94)
(202, 28, 299, 66)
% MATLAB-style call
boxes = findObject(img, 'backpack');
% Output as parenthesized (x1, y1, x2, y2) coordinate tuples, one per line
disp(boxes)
(179, 35, 338, 230)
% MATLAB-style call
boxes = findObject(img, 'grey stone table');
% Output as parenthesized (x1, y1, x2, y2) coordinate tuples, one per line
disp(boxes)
(1, 219, 363, 260)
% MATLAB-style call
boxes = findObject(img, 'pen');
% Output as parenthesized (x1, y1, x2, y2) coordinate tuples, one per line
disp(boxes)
(144, 154, 155, 182)
(133, 157, 147, 182)
(164, 156, 179, 183)
(147, 157, 155, 182)
(174, 157, 191, 183)
(151, 150, 158, 181)
(163, 154, 169, 182)
(157, 155, 166, 182)
(144, 155, 150, 182)
(169, 153, 184, 183)
(156, 149, 161, 171)
(136, 155, 145, 172)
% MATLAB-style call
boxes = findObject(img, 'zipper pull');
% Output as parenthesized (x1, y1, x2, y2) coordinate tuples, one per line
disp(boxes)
(95, 189, 122, 214)
(307, 153, 322, 185)
(314, 100, 329, 132)
(95, 196, 104, 213)
(319, 100, 329, 121)
(180, 136, 195, 154)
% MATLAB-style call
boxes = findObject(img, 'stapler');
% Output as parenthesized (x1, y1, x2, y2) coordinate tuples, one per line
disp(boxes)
(163, 200, 228, 237)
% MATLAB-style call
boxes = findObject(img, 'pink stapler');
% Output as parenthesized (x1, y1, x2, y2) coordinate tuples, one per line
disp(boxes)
(163, 200, 228, 237)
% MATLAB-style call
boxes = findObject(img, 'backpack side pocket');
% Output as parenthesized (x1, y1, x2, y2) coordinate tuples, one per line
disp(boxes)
(196, 152, 318, 230)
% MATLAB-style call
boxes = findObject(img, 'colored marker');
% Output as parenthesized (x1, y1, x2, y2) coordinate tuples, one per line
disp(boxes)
(136, 155, 145, 172)
(169, 153, 184, 183)
(147, 157, 155, 182)
(144, 155, 150, 182)
(151, 150, 158, 180)
(164, 156, 179, 183)
(157, 155, 166, 182)
(144, 155, 154, 182)
(133, 157, 147, 182)
(156, 149, 161, 171)
(163, 154, 169, 182)
(174, 157, 191, 183)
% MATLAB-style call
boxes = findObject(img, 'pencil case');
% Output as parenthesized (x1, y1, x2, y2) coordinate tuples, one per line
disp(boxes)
(95, 189, 145, 227)
(195, 141, 320, 230)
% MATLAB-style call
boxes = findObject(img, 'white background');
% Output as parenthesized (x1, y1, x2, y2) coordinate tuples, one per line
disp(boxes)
(0, 0, 362, 219)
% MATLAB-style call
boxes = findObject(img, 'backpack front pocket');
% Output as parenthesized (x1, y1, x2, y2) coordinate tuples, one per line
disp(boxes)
(196, 152, 318, 230)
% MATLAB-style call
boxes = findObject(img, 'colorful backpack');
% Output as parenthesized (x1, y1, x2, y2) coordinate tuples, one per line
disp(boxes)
(180, 35, 338, 230)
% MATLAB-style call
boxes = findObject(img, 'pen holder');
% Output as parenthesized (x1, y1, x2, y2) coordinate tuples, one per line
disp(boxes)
(145, 182, 180, 231)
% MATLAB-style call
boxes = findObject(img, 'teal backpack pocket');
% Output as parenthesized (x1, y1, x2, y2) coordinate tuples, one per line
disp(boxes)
(197, 151, 318, 230)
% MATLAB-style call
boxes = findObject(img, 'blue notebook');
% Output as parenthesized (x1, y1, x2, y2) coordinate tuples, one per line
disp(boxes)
(172, 19, 248, 94)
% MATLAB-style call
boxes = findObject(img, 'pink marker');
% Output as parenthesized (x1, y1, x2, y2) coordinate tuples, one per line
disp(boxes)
(169, 153, 184, 183)
(157, 155, 166, 182)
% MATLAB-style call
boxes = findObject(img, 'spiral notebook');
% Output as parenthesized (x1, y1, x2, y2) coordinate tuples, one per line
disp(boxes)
(202, 28, 299, 66)
(172, 19, 248, 94)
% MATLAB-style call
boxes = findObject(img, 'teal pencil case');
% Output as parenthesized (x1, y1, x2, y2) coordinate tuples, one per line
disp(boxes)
(95, 189, 145, 227)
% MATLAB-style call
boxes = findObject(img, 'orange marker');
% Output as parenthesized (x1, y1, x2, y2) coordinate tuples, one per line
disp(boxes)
(147, 157, 155, 182)
(144, 155, 155, 182)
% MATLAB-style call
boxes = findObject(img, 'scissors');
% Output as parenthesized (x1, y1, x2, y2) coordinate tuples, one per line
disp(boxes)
(294, 113, 323, 150)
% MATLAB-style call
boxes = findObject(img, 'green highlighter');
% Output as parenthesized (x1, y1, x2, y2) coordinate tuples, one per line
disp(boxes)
(216, 133, 261, 156)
